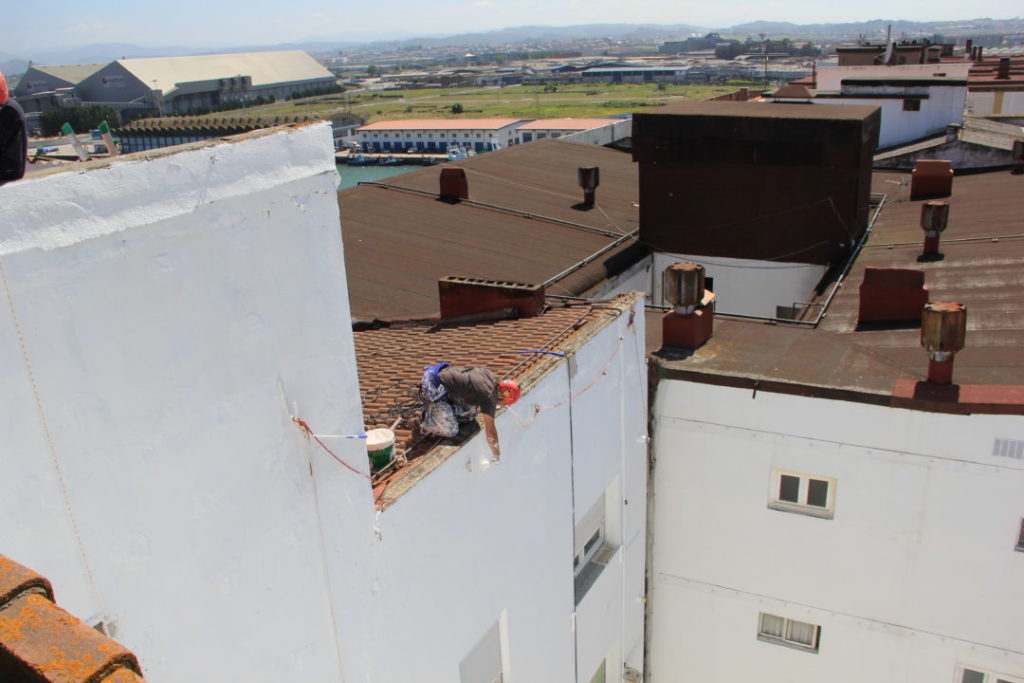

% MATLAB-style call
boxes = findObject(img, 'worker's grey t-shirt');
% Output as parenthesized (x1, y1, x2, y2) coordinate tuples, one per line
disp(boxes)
(438, 366, 498, 416)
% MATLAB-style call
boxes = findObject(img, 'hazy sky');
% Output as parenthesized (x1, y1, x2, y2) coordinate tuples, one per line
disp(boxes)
(7, 0, 1022, 56)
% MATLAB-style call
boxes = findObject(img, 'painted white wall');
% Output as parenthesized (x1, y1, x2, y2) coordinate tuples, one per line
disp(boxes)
(815, 64, 971, 91)
(352, 297, 648, 683)
(589, 255, 653, 306)
(560, 120, 633, 146)
(968, 90, 1024, 116)
(652, 252, 826, 318)
(648, 379, 1024, 682)
(0, 123, 370, 682)
(822, 85, 966, 148)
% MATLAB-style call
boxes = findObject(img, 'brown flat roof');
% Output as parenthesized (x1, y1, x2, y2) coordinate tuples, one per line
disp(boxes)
(653, 169, 1024, 414)
(338, 139, 641, 321)
(644, 100, 880, 121)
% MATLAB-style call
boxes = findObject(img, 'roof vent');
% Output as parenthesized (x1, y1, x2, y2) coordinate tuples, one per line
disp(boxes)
(439, 167, 468, 202)
(662, 263, 715, 350)
(920, 200, 949, 259)
(921, 301, 967, 384)
(438, 276, 545, 321)
(577, 166, 600, 208)
(910, 159, 953, 200)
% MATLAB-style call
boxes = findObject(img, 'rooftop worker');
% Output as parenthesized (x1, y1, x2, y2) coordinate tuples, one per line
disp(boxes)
(419, 363, 520, 459)
(0, 71, 27, 184)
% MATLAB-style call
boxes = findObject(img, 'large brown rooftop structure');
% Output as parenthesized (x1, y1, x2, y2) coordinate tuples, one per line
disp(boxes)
(631, 101, 881, 267)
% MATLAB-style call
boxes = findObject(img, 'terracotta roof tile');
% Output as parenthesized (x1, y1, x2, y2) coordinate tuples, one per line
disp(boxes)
(356, 118, 524, 131)
(355, 295, 640, 506)
(0, 555, 145, 683)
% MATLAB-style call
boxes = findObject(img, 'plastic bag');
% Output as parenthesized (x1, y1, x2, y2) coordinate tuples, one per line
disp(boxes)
(420, 399, 458, 438)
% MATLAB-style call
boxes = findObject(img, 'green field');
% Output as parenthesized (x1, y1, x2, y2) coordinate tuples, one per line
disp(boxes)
(200, 82, 743, 124)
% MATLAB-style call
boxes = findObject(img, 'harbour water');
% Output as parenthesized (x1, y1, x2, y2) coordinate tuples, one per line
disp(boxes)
(337, 163, 417, 190)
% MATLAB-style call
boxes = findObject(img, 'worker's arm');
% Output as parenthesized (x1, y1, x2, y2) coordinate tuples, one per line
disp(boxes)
(481, 413, 500, 459)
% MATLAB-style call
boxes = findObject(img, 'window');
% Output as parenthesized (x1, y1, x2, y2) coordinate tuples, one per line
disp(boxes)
(1016, 519, 1024, 552)
(959, 666, 1024, 683)
(769, 469, 836, 519)
(574, 491, 618, 604)
(903, 99, 921, 111)
(574, 494, 605, 576)
(758, 612, 820, 652)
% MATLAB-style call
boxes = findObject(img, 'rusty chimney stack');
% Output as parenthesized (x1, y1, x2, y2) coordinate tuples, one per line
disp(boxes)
(578, 166, 600, 208)
(1012, 139, 1024, 174)
(921, 302, 967, 384)
(439, 167, 468, 202)
(661, 262, 715, 350)
(920, 200, 949, 258)
(965, 39, 973, 58)
(997, 57, 1011, 79)
(976, 46, 984, 61)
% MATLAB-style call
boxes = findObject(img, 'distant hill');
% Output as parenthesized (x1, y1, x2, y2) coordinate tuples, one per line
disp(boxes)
(725, 18, 1024, 39)
(9, 17, 1022, 66)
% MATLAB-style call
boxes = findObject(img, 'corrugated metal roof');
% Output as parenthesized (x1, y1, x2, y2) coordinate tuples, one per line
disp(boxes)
(517, 118, 614, 130)
(356, 118, 524, 131)
(653, 169, 1024, 412)
(116, 50, 333, 94)
(338, 139, 641, 321)
(30, 63, 107, 84)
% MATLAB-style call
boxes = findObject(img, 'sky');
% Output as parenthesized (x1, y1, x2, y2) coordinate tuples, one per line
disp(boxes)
(5, 0, 1022, 57)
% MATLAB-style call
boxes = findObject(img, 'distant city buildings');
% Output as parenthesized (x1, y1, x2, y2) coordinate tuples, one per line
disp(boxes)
(13, 50, 336, 120)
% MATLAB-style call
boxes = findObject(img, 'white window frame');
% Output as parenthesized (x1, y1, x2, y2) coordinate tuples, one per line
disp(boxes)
(768, 469, 836, 519)
(958, 665, 1024, 683)
(757, 612, 820, 652)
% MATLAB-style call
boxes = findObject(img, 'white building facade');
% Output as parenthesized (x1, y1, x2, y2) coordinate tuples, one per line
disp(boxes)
(647, 378, 1024, 683)
(0, 123, 647, 682)
(354, 118, 524, 152)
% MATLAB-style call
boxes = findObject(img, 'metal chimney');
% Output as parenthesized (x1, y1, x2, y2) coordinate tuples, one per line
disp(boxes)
(920, 201, 949, 258)
(921, 302, 967, 384)
(661, 262, 714, 350)
(664, 262, 705, 314)
(578, 167, 600, 208)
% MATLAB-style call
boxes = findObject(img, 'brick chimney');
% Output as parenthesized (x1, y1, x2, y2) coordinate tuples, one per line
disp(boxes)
(439, 167, 468, 202)
(997, 57, 1012, 79)
(964, 39, 973, 58)
(438, 276, 545, 320)
(921, 302, 967, 384)
(858, 267, 929, 323)
(920, 200, 950, 258)
(661, 263, 715, 350)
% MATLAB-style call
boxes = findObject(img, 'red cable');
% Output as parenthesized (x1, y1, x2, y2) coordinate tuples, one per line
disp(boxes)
(292, 417, 371, 480)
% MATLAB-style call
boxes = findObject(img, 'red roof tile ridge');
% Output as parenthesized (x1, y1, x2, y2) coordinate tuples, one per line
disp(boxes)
(0, 554, 146, 683)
